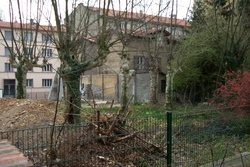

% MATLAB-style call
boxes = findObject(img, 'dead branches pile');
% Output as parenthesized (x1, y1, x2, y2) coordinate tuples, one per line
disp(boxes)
(88, 100, 134, 144)
(86, 99, 164, 156)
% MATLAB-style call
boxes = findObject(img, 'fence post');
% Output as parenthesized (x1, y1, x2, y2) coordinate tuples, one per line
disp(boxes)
(167, 112, 172, 167)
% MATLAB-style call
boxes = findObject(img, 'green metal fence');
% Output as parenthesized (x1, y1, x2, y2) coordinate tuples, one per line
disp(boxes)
(0, 114, 168, 167)
(171, 110, 250, 167)
(0, 110, 249, 167)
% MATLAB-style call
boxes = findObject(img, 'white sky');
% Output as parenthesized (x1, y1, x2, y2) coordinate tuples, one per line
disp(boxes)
(0, 0, 193, 25)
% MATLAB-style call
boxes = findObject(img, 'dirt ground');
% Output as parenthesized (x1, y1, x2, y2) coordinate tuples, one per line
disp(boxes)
(0, 98, 65, 131)
(0, 98, 165, 166)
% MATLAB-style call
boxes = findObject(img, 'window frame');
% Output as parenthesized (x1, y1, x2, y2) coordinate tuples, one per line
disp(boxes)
(26, 79, 33, 87)
(134, 56, 145, 70)
(42, 34, 52, 42)
(5, 63, 14, 72)
(5, 31, 12, 40)
(120, 22, 126, 29)
(134, 56, 149, 71)
(42, 79, 52, 87)
(42, 48, 53, 57)
(25, 47, 33, 56)
(5, 47, 13, 56)
(24, 32, 33, 41)
(42, 64, 52, 72)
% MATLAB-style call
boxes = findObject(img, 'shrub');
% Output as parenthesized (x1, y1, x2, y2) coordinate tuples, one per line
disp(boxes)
(211, 70, 250, 114)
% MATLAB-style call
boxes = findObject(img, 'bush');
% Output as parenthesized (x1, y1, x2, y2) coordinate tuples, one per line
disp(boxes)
(211, 71, 250, 114)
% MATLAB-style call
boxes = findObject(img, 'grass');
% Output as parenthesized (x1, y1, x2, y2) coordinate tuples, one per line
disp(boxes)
(79, 101, 250, 166)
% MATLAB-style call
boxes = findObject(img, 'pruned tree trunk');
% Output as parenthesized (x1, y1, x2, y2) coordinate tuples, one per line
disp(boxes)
(149, 66, 158, 104)
(120, 53, 130, 116)
(15, 64, 28, 99)
(15, 65, 25, 99)
(63, 72, 81, 124)
(165, 60, 173, 110)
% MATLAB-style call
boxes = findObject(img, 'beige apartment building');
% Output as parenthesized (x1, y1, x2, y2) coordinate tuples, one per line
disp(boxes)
(0, 20, 60, 99)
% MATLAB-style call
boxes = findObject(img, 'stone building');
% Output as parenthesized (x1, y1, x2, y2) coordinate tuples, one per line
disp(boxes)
(70, 4, 190, 103)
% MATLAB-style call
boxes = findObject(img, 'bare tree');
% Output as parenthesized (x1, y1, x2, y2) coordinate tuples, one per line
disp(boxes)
(134, 0, 171, 105)
(51, 0, 117, 123)
(0, 0, 49, 99)
(110, 0, 179, 109)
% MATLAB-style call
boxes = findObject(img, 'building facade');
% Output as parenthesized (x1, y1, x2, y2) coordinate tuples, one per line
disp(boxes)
(0, 4, 189, 102)
(0, 20, 60, 99)
(70, 4, 190, 103)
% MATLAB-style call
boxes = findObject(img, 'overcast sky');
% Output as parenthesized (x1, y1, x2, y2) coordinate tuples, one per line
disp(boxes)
(0, 0, 193, 25)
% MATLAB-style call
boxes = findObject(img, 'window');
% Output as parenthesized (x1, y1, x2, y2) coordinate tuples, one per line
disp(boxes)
(25, 48, 33, 56)
(42, 79, 52, 87)
(134, 56, 148, 70)
(28, 68, 33, 72)
(120, 22, 126, 29)
(26, 79, 33, 87)
(24, 32, 33, 41)
(108, 21, 115, 29)
(5, 31, 12, 40)
(42, 49, 52, 57)
(140, 25, 147, 30)
(42, 64, 52, 72)
(5, 63, 14, 72)
(42, 34, 52, 42)
(5, 47, 12, 56)
(120, 22, 130, 29)
(157, 57, 162, 70)
(161, 80, 166, 93)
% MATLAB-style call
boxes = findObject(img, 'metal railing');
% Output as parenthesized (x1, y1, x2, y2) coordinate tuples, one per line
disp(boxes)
(171, 110, 250, 167)
(0, 110, 249, 166)
(0, 114, 168, 167)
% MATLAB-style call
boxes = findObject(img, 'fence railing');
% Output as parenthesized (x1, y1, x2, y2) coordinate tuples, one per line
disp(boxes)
(26, 92, 49, 99)
(0, 114, 168, 167)
(171, 110, 250, 167)
(0, 110, 249, 167)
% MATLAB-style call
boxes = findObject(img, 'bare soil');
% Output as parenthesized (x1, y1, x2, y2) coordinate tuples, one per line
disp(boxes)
(0, 98, 165, 166)
(0, 98, 65, 130)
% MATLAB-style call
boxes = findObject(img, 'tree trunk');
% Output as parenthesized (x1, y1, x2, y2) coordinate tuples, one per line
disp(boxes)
(149, 67, 158, 104)
(15, 64, 26, 99)
(63, 73, 81, 124)
(165, 60, 173, 110)
(120, 54, 130, 116)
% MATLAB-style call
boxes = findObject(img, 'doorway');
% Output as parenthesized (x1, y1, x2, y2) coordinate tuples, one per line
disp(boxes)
(4, 79, 16, 97)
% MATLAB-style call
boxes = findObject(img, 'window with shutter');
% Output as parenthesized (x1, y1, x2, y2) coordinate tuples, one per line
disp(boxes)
(134, 56, 149, 72)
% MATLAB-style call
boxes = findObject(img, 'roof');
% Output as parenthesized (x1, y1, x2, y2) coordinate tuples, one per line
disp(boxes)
(131, 28, 171, 38)
(87, 6, 191, 27)
(0, 20, 57, 32)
